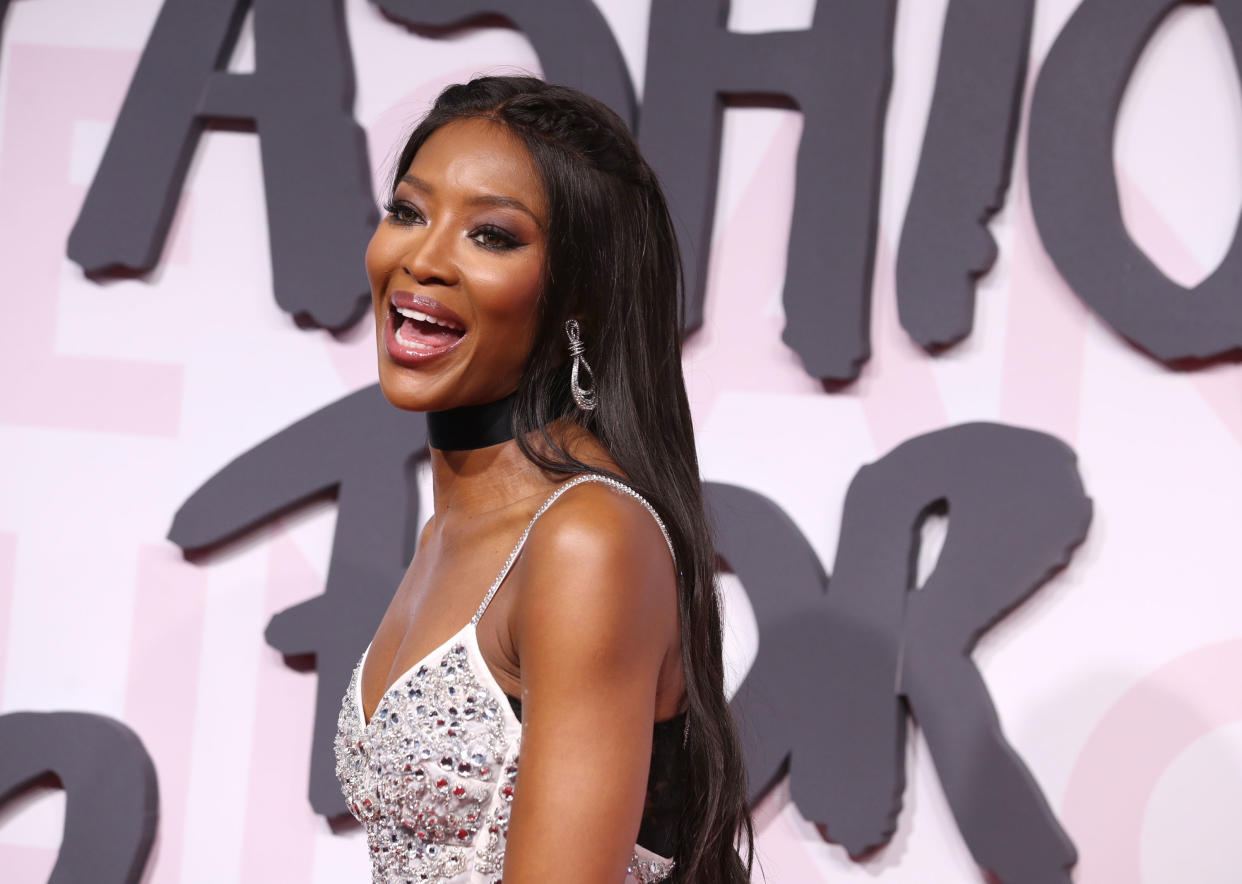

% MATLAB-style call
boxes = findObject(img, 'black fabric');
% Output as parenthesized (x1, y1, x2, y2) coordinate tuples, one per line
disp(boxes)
(505, 693, 688, 858)
(426, 391, 517, 451)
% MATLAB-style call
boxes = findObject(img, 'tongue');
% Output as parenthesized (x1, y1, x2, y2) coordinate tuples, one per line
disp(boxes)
(397, 317, 461, 349)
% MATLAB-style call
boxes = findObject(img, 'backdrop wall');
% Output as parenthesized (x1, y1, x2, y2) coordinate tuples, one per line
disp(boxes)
(2, 1, 1241, 882)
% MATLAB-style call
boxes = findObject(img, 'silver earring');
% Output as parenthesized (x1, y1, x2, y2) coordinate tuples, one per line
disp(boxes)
(565, 320, 597, 411)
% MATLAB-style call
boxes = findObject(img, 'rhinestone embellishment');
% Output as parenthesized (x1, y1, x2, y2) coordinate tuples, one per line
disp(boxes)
(336, 640, 516, 880)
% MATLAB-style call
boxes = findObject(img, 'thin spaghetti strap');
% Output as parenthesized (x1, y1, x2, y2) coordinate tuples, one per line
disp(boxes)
(471, 473, 677, 624)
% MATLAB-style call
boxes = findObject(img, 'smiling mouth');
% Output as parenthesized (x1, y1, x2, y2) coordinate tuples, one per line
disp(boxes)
(390, 304, 466, 351)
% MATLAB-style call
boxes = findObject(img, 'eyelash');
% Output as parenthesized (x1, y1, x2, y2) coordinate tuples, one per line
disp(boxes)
(382, 200, 523, 252)
(471, 225, 521, 251)
(382, 199, 422, 226)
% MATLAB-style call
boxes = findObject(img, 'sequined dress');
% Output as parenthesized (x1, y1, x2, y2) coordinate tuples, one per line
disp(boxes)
(335, 474, 678, 883)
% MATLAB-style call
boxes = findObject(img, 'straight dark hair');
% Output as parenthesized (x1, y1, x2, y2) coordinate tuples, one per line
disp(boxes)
(391, 75, 753, 881)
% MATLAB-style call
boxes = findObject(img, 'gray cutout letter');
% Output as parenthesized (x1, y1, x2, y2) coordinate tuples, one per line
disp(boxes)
(0, 711, 159, 884)
(170, 384, 428, 815)
(640, 0, 896, 380)
(715, 423, 1088, 882)
(1029, 0, 1242, 363)
(68, 0, 375, 329)
(372, 0, 636, 129)
(706, 480, 831, 798)
(824, 423, 1086, 880)
(897, 0, 1035, 350)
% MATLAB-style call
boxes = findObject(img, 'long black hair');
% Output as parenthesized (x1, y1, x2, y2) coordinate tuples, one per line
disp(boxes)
(392, 75, 754, 882)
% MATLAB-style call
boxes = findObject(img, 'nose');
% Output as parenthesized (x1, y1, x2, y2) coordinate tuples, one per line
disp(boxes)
(402, 223, 458, 287)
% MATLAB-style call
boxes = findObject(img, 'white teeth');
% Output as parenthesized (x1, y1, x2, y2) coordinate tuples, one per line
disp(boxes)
(395, 306, 463, 332)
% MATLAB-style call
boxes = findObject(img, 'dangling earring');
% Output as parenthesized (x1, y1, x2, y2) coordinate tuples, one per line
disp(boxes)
(564, 319, 597, 411)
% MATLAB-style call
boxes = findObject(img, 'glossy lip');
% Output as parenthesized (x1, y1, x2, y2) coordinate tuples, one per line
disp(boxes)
(383, 290, 468, 368)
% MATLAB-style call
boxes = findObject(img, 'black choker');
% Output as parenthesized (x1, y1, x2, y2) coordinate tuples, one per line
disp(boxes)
(427, 391, 517, 451)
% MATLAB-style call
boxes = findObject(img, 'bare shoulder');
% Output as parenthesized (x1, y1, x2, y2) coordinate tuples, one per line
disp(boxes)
(512, 477, 678, 657)
(525, 477, 675, 585)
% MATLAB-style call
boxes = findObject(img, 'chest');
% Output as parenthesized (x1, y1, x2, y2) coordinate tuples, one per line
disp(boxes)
(361, 518, 526, 724)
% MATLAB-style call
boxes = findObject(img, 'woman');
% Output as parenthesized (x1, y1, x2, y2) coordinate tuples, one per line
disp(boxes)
(334, 75, 753, 883)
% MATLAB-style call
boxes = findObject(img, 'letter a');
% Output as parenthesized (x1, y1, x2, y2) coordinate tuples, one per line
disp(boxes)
(68, 0, 375, 329)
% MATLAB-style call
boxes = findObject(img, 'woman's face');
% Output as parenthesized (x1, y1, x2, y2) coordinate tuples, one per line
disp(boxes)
(367, 117, 548, 412)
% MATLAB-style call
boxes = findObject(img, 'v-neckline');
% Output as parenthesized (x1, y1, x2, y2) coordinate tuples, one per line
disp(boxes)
(355, 621, 474, 728)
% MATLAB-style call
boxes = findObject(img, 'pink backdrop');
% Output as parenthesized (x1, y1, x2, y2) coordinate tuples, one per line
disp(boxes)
(3, 1, 1242, 881)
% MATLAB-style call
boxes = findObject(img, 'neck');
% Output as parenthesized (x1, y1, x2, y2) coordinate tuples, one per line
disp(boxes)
(426, 392, 545, 519)
(429, 442, 546, 518)
(426, 409, 606, 520)
(427, 417, 603, 520)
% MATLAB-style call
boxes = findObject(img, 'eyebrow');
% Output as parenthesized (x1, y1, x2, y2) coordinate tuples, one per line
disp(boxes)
(400, 174, 545, 231)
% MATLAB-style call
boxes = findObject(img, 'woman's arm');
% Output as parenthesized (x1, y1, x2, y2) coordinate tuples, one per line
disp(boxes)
(501, 483, 679, 883)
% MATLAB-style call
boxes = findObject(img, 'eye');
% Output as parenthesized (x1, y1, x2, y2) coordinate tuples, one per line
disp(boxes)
(382, 199, 424, 226)
(471, 225, 521, 251)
